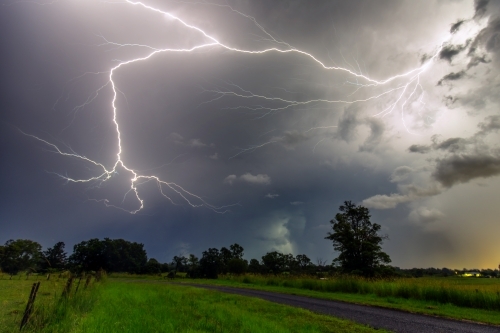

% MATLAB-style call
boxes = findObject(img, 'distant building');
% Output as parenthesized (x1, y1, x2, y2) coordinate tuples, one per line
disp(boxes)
(461, 271, 482, 277)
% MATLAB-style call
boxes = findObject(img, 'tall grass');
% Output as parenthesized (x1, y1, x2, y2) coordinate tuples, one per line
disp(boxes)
(70, 281, 385, 333)
(1, 274, 102, 333)
(221, 275, 500, 311)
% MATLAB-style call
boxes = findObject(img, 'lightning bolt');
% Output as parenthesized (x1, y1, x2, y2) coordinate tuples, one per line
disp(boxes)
(17, 0, 450, 213)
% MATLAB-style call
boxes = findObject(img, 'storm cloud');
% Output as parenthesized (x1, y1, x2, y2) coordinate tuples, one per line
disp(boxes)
(433, 153, 500, 187)
(1, 0, 500, 270)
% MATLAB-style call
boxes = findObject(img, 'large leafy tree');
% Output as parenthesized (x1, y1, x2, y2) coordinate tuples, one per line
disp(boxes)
(229, 243, 244, 259)
(103, 238, 147, 273)
(143, 258, 161, 275)
(0, 239, 42, 276)
(295, 254, 313, 273)
(69, 238, 106, 272)
(172, 255, 188, 272)
(199, 248, 221, 279)
(325, 201, 391, 277)
(219, 247, 232, 274)
(41, 241, 67, 272)
(261, 251, 286, 274)
(248, 258, 261, 274)
(68, 238, 147, 273)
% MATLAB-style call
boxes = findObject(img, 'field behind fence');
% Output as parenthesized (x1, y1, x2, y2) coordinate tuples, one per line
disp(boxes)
(0, 272, 100, 333)
(212, 274, 500, 311)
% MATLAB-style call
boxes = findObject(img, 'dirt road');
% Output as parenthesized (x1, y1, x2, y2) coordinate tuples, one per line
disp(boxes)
(185, 283, 500, 333)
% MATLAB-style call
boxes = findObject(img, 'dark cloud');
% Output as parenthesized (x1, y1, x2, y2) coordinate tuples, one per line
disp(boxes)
(433, 153, 500, 187)
(478, 115, 500, 134)
(359, 119, 385, 152)
(420, 53, 431, 64)
(408, 144, 432, 154)
(450, 19, 466, 34)
(435, 137, 469, 153)
(336, 105, 359, 142)
(468, 17, 500, 60)
(2, 0, 500, 269)
(467, 54, 489, 69)
(474, 0, 489, 19)
(278, 130, 310, 149)
(437, 71, 466, 85)
(335, 106, 384, 151)
(389, 166, 413, 183)
(439, 43, 468, 63)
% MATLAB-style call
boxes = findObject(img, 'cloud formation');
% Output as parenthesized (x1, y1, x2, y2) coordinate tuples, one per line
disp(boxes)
(390, 166, 414, 183)
(171, 133, 214, 149)
(224, 173, 271, 185)
(3, 0, 500, 270)
(362, 184, 441, 209)
(433, 153, 500, 187)
(409, 207, 445, 225)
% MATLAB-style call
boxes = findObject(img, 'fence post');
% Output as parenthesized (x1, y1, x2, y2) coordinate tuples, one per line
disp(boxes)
(84, 275, 92, 289)
(74, 276, 83, 295)
(62, 276, 74, 298)
(19, 281, 40, 331)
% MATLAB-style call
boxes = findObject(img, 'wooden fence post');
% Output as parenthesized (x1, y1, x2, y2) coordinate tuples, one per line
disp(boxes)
(84, 275, 92, 289)
(62, 276, 74, 298)
(74, 277, 82, 295)
(19, 281, 40, 331)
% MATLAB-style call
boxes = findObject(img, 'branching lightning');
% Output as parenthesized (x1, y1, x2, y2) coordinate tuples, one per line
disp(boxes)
(18, 0, 450, 213)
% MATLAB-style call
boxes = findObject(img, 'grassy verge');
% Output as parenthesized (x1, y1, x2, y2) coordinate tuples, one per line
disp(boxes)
(0, 274, 100, 333)
(0, 275, 66, 332)
(70, 280, 387, 333)
(2, 277, 388, 332)
(164, 276, 500, 326)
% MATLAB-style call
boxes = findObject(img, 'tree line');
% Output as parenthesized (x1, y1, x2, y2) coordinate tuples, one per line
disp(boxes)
(2, 201, 498, 278)
(0, 237, 319, 278)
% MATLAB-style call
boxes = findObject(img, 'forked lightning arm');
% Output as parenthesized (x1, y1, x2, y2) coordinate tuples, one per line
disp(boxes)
(21, 0, 447, 214)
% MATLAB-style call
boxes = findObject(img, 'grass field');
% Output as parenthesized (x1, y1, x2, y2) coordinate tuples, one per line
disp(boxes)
(1, 276, 388, 333)
(0, 272, 99, 333)
(0, 274, 67, 332)
(155, 274, 500, 325)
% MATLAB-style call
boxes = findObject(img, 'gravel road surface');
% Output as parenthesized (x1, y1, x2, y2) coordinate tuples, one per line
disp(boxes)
(185, 283, 500, 333)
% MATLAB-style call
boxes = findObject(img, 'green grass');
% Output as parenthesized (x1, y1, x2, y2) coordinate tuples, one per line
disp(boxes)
(168, 275, 500, 325)
(0, 273, 67, 332)
(5, 273, 500, 332)
(2, 277, 387, 333)
(0, 273, 99, 333)
(70, 281, 387, 333)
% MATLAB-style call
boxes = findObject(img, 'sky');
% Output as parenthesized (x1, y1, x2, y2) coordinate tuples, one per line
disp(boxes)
(1, 0, 499, 269)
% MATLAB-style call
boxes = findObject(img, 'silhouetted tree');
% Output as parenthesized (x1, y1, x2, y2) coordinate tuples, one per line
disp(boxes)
(69, 238, 147, 273)
(295, 254, 313, 273)
(325, 201, 391, 277)
(227, 258, 248, 275)
(248, 258, 261, 274)
(219, 247, 233, 274)
(143, 258, 161, 275)
(199, 248, 221, 278)
(172, 255, 188, 272)
(104, 238, 147, 273)
(229, 243, 244, 259)
(40, 241, 67, 272)
(261, 251, 286, 274)
(69, 238, 106, 272)
(186, 254, 200, 278)
(0, 239, 42, 276)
